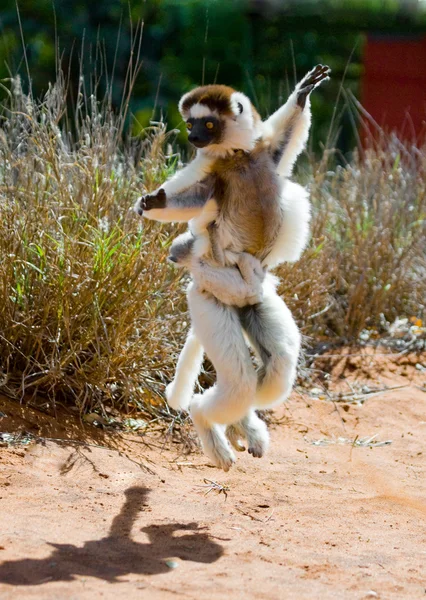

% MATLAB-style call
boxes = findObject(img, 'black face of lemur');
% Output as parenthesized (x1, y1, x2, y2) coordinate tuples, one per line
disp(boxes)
(186, 116, 223, 148)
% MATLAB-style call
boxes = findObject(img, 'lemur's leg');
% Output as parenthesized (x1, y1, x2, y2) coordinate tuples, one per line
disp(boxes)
(186, 282, 257, 471)
(164, 253, 265, 414)
(239, 274, 300, 409)
(165, 328, 204, 411)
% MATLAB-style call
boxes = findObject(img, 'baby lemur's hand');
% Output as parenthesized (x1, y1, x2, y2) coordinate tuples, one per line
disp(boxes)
(297, 64, 331, 110)
(134, 188, 167, 215)
(236, 252, 265, 306)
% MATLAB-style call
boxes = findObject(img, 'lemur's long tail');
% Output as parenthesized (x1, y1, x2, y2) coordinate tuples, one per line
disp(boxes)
(238, 275, 301, 408)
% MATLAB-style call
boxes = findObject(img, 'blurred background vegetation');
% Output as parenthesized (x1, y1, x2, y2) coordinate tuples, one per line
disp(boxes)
(1, 0, 426, 154)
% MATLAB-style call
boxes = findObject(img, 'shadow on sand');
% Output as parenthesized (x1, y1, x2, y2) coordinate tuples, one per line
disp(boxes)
(0, 486, 224, 584)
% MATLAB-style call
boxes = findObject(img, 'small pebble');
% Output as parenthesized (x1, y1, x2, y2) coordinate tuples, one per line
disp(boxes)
(165, 559, 179, 569)
(310, 387, 322, 396)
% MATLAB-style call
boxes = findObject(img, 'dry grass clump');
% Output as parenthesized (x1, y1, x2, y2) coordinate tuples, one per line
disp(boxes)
(0, 70, 424, 419)
(0, 74, 187, 415)
(277, 132, 426, 340)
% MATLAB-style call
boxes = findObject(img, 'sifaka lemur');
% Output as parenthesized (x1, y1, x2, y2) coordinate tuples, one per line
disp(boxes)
(134, 65, 330, 470)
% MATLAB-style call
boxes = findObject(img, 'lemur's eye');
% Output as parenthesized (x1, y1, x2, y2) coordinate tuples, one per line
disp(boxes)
(186, 122, 192, 130)
(205, 121, 214, 130)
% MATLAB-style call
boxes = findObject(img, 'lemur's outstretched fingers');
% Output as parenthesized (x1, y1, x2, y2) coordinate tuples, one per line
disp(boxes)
(135, 188, 167, 215)
(300, 64, 331, 88)
(297, 64, 331, 109)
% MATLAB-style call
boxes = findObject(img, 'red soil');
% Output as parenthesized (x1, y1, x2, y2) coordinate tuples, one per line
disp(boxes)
(1, 350, 425, 599)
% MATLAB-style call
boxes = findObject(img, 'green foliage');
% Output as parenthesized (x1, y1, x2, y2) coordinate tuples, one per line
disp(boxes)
(2, 0, 425, 153)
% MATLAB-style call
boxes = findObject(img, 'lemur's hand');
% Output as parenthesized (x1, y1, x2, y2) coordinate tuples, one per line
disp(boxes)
(134, 188, 167, 215)
(297, 64, 331, 109)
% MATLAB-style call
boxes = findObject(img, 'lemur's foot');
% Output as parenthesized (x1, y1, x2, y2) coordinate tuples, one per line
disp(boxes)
(297, 64, 331, 109)
(227, 413, 270, 458)
(165, 381, 191, 412)
(134, 188, 167, 215)
(226, 424, 246, 452)
(191, 397, 236, 472)
(204, 426, 236, 472)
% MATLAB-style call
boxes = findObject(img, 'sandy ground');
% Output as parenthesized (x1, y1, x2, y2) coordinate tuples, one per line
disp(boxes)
(0, 350, 425, 600)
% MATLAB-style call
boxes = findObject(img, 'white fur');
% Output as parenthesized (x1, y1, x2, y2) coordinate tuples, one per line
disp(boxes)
(277, 98, 311, 178)
(262, 92, 311, 179)
(161, 153, 213, 197)
(262, 88, 299, 143)
(184, 276, 299, 469)
(178, 91, 195, 118)
(230, 91, 254, 123)
(188, 103, 219, 119)
(141, 206, 203, 223)
(187, 281, 257, 470)
(252, 275, 300, 408)
(263, 179, 311, 268)
(165, 328, 204, 411)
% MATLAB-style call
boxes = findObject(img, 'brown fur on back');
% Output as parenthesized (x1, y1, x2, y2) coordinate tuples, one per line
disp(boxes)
(210, 141, 282, 262)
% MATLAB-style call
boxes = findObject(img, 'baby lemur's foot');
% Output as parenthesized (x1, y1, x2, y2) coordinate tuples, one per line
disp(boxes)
(168, 231, 195, 267)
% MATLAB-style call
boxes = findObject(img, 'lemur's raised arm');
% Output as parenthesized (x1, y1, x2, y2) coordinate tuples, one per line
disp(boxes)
(262, 64, 330, 177)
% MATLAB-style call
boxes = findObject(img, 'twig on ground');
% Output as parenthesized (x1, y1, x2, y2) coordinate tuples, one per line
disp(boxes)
(307, 434, 392, 448)
(196, 478, 230, 500)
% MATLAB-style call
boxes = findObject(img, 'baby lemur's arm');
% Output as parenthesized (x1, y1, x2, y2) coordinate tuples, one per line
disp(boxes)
(192, 253, 265, 307)
(206, 222, 226, 266)
(169, 231, 264, 306)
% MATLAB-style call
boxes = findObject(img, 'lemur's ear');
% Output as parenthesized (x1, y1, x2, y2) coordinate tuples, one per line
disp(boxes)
(178, 90, 192, 118)
(230, 91, 252, 119)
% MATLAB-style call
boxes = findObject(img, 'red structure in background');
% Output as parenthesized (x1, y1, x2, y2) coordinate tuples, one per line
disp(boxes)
(361, 34, 426, 142)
